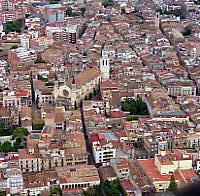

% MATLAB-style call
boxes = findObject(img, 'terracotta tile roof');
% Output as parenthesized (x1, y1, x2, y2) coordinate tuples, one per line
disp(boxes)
(73, 68, 101, 89)
(18, 149, 40, 159)
(110, 111, 123, 118)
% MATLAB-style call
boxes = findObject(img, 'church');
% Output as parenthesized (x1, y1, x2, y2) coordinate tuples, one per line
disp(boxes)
(54, 53, 110, 110)
(54, 67, 101, 109)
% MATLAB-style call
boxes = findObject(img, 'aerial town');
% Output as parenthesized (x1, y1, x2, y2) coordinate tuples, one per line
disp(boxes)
(0, 0, 200, 195)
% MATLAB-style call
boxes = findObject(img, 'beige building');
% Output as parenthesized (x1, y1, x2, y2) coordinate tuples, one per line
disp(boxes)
(54, 68, 102, 109)
(18, 149, 42, 172)
(167, 81, 196, 97)
(19, 129, 87, 172)
(56, 165, 100, 190)
(138, 150, 196, 192)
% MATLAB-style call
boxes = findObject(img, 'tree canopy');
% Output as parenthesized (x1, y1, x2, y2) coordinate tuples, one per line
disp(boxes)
(48, 0, 60, 4)
(5, 19, 24, 33)
(50, 186, 62, 195)
(126, 115, 139, 121)
(0, 119, 12, 136)
(66, 7, 80, 17)
(32, 124, 44, 130)
(121, 98, 148, 115)
(84, 179, 126, 196)
(11, 45, 18, 49)
(102, 0, 114, 8)
(12, 127, 29, 139)
(0, 141, 13, 153)
(168, 175, 178, 193)
(34, 58, 46, 64)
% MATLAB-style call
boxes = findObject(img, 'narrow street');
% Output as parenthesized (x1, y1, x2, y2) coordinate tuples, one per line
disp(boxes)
(80, 103, 96, 166)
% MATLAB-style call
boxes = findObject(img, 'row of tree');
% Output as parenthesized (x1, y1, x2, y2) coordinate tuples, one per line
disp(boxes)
(84, 179, 126, 196)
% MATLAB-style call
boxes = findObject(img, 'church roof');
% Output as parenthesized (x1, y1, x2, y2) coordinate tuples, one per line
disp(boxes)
(73, 68, 101, 89)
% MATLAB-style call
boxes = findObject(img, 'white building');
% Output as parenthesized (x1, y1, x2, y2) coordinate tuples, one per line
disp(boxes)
(99, 54, 110, 81)
(92, 141, 116, 165)
(20, 34, 30, 49)
(25, 17, 40, 30)
(0, 60, 8, 76)
(6, 168, 24, 194)
(3, 90, 30, 108)
(0, 168, 23, 194)
(8, 47, 37, 65)
(46, 25, 77, 43)
(0, 22, 5, 39)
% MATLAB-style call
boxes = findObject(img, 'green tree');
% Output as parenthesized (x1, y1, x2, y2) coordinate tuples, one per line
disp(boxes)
(84, 185, 103, 196)
(12, 127, 29, 139)
(50, 186, 62, 195)
(5, 19, 24, 33)
(38, 75, 48, 82)
(133, 141, 144, 148)
(0, 119, 12, 136)
(121, 98, 148, 115)
(121, 101, 132, 111)
(11, 45, 18, 49)
(80, 7, 86, 16)
(126, 115, 138, 121)
(121, 8, 126, 14)
(102, 0, 114, 8)
(0, 141, 13, 153)
(48, 0, 60, 4)
(34, 58, 46, 64)
(0, 191, 6, 196)
(46, 82, 54, 86)
(66, 7, 73, 16)
(0, 119, 5, 131)
(84, 179, 126, 196)
(16, 137, 22, 144)
(32, 124, 44, 130)
(168, 175, 178, 193)
(89, 92, 93, 100)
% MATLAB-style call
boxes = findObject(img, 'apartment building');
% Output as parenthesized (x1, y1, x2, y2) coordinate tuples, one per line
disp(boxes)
(110, 158, 130, 180)
(92, 140, 116, 165)
(44, 4, 65, 23)
(22, 171, 56, 196)
(8, 47, 37, 66)
(18, 149, 42, 173)
(5, 168, 23, 194)
(46, 25, 77, 43)
(138, 150, 197, 192)
(30, 36, 54, 50)
(144, 137, 159, 157)
(25, 17, 41, 30)
(3, 90, 31, 108)
(19, 129, 87, 172)
(0, 0, 30, 23)
(167, 81, 196, 97)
